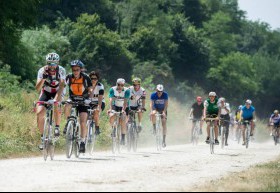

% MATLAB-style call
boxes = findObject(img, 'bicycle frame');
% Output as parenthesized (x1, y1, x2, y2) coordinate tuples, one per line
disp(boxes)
(205, 117, 218, 154)
(127, 110, 141, 152)
(243, 121, 251, 149)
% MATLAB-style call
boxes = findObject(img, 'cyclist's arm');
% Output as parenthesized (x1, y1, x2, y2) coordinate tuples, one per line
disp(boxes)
(36, 79, 45, 93)
(189, 108, 194, 118)
(164, 100, 168, 114)
(252, 112, 256, 121)
(54, 80, 66, 101)
(108, 88, 115, 111)
(240, 110, 243, 121)
(123, 89, 130, 111)
(150, 100, 155, 112)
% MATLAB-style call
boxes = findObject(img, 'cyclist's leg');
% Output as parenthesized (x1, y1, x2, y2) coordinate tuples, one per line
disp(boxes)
(37, 90, 50, 135)
(37, 105, 46, 135)
(53, 92, 62, 127)
(242, 122, 246, 144)
(78, 106, 89, 141)
(151, 110, 157, 132)
(162, 113, 167, 142)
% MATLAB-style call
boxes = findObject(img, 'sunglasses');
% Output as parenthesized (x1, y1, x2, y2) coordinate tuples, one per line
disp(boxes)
(91, 77, 98, 81)
(72, 69, 81, 72)
(133, 84, 140, 87)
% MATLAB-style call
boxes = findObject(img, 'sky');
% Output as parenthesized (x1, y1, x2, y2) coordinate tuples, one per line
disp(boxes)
(238, 0, 280, 29)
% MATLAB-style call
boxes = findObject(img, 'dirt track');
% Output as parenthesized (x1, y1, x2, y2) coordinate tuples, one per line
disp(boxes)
(0, 141, 279, 192)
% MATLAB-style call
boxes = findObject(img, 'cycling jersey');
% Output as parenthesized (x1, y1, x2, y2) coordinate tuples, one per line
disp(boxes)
(109, 86, 130, 108)
(242, 106, 255, 120)
(204, 98, 219, 115)
(270, 114, 280, 125)
(37, 66, 66, 94)
(151, 92, 169, 111)
(129, 86, 146, 107)
(66, 73, 92, 100)
(90, 82, 105, 103)
(219, 103, 230, 115)
(235, 110, 241, 122)
(191, 102, 204, 119)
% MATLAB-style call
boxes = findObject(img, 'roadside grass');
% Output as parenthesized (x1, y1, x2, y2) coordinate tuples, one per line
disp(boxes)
(189, 158, 280, 192)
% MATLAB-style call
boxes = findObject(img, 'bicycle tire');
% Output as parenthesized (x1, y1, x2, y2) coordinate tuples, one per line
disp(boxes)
(86, 121, 96, 156)
(246, 126, 250, 149)
(43, 117, 50, 161)
(210, 126, 215, 154)
(221, 126, 225, 149)
(127, 123, 133, 152)
(66, 120, 75, 159)
(132, 123, 138, 152)
(74, 124, 81, 158)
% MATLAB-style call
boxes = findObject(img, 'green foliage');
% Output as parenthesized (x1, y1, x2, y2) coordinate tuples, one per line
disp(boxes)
(21, 26, 71, 71)
(207, 52, 259, 102)
(0, 64, 21, 94)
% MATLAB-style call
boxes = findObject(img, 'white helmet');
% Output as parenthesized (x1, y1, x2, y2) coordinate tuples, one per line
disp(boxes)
(246, 99, 252, 105)
(156, 84, 164, 92)
(209, 92, 216, 97)
(116, 78, 125, 85)
(46, 53, 60, 63)
(239, 105, 243, 110)
(219, 97, 225, 102)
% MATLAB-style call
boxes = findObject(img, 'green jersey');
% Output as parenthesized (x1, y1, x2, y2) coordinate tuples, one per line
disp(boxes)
(204, 98, 219, 115)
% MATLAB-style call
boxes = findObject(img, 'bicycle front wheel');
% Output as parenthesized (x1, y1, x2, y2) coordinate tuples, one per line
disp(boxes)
(246, 126, 251, 149)
(43, 117, 51, 161)
(210, 127, 215, 154)
(65, 120, 75, 159)
(86, 121, 96, 156)
(221, 126, 225, 149)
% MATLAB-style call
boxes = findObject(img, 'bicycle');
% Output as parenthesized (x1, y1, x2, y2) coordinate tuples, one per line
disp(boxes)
(205, 115, 219, 154)
(110, 111, 123, 155)
(243, 120, 252, 149)
(127, 109, 146, 152)
(220, 119, 230, 149)
(62, 100, 87, 159)
(190, 119, 201, 146)
(37, 100, 59, 161)
(86, 104, 99, 156)
(155, 112, 164, 151)
(236, 122, 242, 144)
(273, 125, 280, 146)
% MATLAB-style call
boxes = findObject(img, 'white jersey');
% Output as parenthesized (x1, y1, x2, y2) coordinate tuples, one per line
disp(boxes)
(219, 103, 231, 115)
(129, 86, 146, 107)
(91, 82, 105, 103)
(109, 86, 131, 108)
(37, 66, 66, 93)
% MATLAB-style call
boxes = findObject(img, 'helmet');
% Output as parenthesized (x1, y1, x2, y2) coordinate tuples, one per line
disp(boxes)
(117, 78, 125, 85)
(46, 53, 60, 65)
(219, 97, 226, 102)
(239, 105, 243, 110)
(197, 96, 202, 102)
(209, 92, 216, 97)
(156, 84, 164, 92)
(71, 60, 84, 68)
(132, 78, 141, 85)
(246, 99, 252, 105)
(274, 110, 279, 114)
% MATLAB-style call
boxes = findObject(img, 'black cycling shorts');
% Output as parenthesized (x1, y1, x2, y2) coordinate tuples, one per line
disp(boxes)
(38, 90, 57, 106)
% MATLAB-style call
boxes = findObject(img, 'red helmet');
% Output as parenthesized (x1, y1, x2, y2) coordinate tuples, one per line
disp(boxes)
(197, 96, 203, 102)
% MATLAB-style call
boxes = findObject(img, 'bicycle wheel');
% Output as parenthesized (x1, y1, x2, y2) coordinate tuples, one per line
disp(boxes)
(86, 121, 96, 156)
(221, 126, 225, 149)
(246, 126, 250, 149)
(210, 127, 215, 154)
(49, 144, 55, 161)
(43, 117, 50, 161)
(192, 127, 198, 146)
(156, 126, 162, 151)
(127, 123, 133, 152)
(132, 124, 138, 152)
(237, 128, 241, 144)
(117, 124, 121, 154)
(65, 120, 75, 159)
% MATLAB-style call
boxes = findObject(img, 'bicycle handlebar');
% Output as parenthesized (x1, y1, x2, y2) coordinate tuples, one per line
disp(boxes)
(37, 101, 60, 105)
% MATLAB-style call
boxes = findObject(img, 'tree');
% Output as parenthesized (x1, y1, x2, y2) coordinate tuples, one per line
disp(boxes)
(207, 52, 259, 104)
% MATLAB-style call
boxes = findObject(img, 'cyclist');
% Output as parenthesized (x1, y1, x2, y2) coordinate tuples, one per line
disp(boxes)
(240, 99, 256, 146)
(234, 105, 243, 141)
(36, 53, 66, 150)
(108, 78, 130, 146)
(150, 84, 169, 148)
(269, 110, 280, 137)
(128, 78, 147, 133)
(189, 96, 204, 141)
(219, 97, 231, 146)
(64, 60, 93, 153)
(204, 92, 220, 145)
(89, 71, 106, 135)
